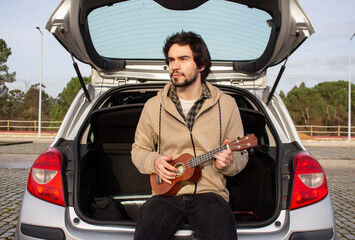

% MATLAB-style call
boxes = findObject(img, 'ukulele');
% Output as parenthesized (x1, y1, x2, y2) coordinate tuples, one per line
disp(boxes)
(150, 134, 257, 197)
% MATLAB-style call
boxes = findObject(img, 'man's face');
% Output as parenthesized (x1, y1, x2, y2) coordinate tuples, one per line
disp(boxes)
(167, 44, 205, 88)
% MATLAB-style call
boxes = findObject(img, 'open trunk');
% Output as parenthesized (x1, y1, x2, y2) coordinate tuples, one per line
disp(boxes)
(75, 84, 279, 227)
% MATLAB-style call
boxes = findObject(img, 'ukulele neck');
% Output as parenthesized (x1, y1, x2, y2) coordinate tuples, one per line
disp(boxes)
(189, 145, 228, 168)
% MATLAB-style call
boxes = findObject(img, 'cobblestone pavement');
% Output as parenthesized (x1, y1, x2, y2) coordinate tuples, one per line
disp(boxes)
(0, 142, 354, 239)
(319, 160, 355, 240)
(0, 168, 29, 239)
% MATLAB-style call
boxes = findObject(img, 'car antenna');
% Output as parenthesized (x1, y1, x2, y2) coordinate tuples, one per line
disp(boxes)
(266, 32, 300, 105)
(70, 54, 91, 102)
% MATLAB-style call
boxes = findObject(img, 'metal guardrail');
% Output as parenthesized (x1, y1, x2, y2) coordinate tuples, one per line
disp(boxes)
(0, 120, 353, 137)
(0, 120, 62, 132)
(295, 125, 355, 137)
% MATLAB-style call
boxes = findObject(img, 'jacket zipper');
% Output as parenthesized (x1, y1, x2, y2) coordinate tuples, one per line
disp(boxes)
(189, 130, 197, 157)
(189, 129, 198, 194)
(188, 103, 219, 194)
(165, 108, 211, 194)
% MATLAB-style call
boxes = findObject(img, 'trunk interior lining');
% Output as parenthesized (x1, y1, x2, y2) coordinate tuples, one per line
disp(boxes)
(79, 102, 275, 223)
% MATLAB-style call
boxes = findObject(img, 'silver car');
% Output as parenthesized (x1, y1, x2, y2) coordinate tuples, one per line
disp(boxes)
(16, 0, 336, 239)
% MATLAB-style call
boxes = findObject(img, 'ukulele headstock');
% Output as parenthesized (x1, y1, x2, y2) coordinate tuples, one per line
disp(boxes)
(228, 134, 258, 151)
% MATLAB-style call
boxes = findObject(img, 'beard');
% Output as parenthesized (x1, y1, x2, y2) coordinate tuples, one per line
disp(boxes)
(170, 71, 198, 88)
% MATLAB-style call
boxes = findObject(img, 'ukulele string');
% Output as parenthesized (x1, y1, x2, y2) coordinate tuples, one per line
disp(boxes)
(170, 144, 230, 169)
(168, 136, 252, 170)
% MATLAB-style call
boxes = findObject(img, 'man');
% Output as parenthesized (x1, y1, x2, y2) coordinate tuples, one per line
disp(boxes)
(131, 31, 248, 239)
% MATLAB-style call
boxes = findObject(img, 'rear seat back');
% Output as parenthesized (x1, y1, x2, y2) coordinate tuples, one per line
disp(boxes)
(90, 104, 151, 195)
(90, 104, 144, 144)
(239, 108, 266, 143)
(89, 105, 270, 214)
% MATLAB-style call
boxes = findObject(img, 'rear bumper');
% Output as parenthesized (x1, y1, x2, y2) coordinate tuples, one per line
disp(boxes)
(16, 190, 336, 240)
(19, 224, 65, 240)
(289, 229, 334, 239)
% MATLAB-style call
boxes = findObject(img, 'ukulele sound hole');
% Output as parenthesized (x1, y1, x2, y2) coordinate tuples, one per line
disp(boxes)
(174, 163, 185, 177)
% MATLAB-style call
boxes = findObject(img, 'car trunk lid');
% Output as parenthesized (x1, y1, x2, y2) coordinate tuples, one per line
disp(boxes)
(46, 0, 314, 87)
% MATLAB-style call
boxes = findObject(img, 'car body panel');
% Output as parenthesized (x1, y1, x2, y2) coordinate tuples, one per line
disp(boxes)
(16, 190, 66, 239)
(18, 190, 66, 228)
(288, 194, 335, 234)
(265, 93, 303, 144)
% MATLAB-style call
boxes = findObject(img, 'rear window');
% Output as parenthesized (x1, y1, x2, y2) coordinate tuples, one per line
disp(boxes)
(87, 0, 272, 61)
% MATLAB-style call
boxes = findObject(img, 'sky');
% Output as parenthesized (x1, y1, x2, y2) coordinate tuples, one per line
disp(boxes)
(0, 0, 354, 98)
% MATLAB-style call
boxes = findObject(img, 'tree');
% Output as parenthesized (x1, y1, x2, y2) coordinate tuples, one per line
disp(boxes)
(0, 39, 16, 118)
(279, 90, 286, 100)
(299, 82, 306, 88)
(283, 83, 326, 125)
(313, 81, 351, 125)
(2, 89, 25, 119)
(50, 76, 91, 120)
(282, 80, 355, 126)
(22, 83, 54, 120)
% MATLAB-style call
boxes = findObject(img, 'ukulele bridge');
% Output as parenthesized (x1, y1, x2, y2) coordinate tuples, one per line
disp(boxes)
(156, 175, 163, 185)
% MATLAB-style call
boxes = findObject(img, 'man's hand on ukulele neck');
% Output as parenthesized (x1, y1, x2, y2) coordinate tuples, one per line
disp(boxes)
(214, 139, 234, 170)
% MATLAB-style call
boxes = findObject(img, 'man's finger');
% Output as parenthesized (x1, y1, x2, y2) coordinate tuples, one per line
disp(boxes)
(162, 161, 177, 173)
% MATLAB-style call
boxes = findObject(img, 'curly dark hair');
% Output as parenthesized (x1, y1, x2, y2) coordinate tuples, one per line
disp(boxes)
(163, 31, 211, 82)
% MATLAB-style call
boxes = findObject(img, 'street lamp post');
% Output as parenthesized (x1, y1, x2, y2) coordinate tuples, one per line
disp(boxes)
(36, 27, 43, 136)
(349, 33, 355, 141)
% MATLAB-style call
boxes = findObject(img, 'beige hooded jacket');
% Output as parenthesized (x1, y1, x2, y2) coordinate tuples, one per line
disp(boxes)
(131, 82, 248, 201)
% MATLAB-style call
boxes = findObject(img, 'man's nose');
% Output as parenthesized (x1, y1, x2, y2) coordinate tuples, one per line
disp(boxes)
(171, 60, 180, 70)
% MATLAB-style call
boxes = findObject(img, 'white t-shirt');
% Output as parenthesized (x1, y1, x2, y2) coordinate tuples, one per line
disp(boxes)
(180, 99, 196, 117)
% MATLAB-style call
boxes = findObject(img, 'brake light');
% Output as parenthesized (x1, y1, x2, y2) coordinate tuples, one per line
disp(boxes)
(27, 147, 66, 206)
(290, 151, 328, 210)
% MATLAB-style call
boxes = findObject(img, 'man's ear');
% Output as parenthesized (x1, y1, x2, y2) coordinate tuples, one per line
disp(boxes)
(198, 65, 205, 72)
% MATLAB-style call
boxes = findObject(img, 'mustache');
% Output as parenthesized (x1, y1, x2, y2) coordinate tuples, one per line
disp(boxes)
(170, 71, 185, 78)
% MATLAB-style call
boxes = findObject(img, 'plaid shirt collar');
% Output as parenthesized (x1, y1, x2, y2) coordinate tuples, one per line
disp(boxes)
(168, 83, 212, 130)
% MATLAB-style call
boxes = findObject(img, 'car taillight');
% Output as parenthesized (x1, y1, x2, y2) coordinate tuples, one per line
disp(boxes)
(290, 151, 328, 210)
(27, 147, 66, 206)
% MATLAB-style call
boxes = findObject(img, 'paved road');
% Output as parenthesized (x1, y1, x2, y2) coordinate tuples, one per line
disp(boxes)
(0, 141, 354, 239)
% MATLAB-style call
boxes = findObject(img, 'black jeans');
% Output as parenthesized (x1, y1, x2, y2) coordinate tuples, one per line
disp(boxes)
(134, 193, 237, 240)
